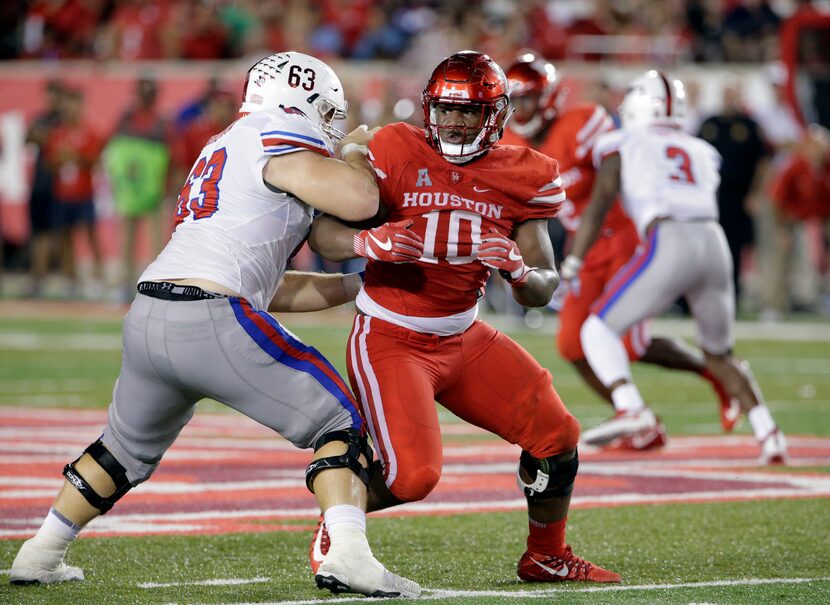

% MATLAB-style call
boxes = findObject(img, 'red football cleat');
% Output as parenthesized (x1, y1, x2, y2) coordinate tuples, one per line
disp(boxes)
(606, 418, 667, 451)
(702, 369, 742, 432)
(518, 545, 621, 583)
(309, 515, 329, 574)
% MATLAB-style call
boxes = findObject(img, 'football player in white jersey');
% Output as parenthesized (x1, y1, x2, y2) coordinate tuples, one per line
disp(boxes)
(563, 70, 787, 465)
(9, 52, 420, 599)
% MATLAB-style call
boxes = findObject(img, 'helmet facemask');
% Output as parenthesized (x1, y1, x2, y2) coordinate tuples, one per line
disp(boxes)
(425, 98, 510, 163)
(310, 94, 347, 143)
(509, 92, 545, 138)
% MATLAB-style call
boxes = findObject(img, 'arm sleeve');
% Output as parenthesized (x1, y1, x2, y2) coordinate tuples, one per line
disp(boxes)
(592, 130, 624, 169)
(523, 154, 566, 220)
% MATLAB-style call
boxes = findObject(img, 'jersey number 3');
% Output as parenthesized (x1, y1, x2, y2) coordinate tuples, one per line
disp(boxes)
(665, 145, 696, 184)
(175, 148, 228, 226)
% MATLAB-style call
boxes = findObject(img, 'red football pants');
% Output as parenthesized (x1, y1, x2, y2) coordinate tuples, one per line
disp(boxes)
(347, 315, 580, 503)
(558, 224, 651, 362)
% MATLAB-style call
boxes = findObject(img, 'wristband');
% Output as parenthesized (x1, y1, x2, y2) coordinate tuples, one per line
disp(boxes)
(501, 266, 535, 288)
(339, 143, 369, 159)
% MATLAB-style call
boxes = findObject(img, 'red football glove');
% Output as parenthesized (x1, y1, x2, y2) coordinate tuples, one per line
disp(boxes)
(353, 219, 424, 263)
(476, 228, 533, 286)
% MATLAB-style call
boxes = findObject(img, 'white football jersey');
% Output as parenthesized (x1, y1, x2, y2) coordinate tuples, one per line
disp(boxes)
(593, 125, 722, 236)
(141, 108, 335, 310)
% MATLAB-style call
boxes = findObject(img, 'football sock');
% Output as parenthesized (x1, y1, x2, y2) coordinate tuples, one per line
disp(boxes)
(610, 383, 645, 413)
(28, 508, 80, 561)
(324, 504, 371, 555)
(527, 517, 567, 556)
(323, 504, 367, 532)
(581, 315, 635, 390)
(748, 404, 776, 440)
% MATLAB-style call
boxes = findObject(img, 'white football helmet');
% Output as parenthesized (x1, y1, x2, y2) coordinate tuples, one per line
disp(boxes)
(240, 51, 347, 143)
(619, 70, 687, 130)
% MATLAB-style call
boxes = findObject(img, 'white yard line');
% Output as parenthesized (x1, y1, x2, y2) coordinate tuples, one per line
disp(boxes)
(138, 577, 271, 589)
(161, 576, 830, 604)
(0, 332, 122, 350)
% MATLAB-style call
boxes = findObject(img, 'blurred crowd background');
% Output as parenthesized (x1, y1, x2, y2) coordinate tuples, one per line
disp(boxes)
(0, 0, 808, 64)
(0, 0, 828, 322)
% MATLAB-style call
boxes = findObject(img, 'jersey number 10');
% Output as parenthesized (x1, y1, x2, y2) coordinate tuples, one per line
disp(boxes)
(421, 210, 482, 265)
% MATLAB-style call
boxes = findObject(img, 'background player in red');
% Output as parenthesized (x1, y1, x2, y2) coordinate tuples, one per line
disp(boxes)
(45, 86, 104, 298)
(502, 51, 742, 447)
(310, 51, 620, 584)
(767, 123, 830, 312)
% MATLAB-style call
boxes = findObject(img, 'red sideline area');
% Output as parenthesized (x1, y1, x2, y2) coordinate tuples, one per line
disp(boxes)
(2, 406, 829, 539)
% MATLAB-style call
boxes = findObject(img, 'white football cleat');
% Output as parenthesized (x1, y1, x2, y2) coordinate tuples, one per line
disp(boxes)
(315, 548, 420, 598)
(581, 408, 659, 447)
(9, 538, 84, 585)
(759, 428, 788, 465)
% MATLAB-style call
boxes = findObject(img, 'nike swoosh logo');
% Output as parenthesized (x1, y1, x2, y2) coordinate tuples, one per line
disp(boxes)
(311, 525, 325, 563)
(368, 233, 393, 251)
(473, 186, 491, 193)
(530, 557, 569, 577)
(508, 249, 523, 262)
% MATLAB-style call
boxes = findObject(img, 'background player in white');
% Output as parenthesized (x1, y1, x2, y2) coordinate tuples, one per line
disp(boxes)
(9, 52, 420, 599)
(565, 70, 787, 464)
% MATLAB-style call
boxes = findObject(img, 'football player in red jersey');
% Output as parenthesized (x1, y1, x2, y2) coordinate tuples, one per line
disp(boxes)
(502, 52, 742, 447)
(309, 51, 620, 584)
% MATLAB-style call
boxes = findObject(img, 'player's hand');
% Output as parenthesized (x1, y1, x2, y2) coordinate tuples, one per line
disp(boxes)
(560, 255, 583, 282)
(548, 255, 583, 310)
(477, 228, 533, 286)
(354, 219, 424, 263)
(338, 124, 381, 157)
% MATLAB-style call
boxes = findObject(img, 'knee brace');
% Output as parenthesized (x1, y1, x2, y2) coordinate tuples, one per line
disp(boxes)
(62, 440, 132, 514)
(305, 428, 372, 492)
(517, 448, 579, 499)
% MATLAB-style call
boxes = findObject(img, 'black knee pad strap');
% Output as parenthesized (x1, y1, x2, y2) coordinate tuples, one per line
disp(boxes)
(517, 448, 579, 499)
(62, 440, 132, 514)
(305, 428, 372, 492)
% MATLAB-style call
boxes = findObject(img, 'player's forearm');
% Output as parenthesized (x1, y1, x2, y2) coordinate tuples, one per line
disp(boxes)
(309, 215, 361, 262)
(569, 207, 605, 260)
(511, 268, 559, 307)
(571, 154, 620, 260)
(268, 271, 362, 312)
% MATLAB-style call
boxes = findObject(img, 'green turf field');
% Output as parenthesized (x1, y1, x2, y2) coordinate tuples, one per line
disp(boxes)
(1, 311, 829, 604)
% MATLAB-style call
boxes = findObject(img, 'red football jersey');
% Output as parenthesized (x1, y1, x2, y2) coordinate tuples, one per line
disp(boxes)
(364, 122, 564, 318)
(502, 103, 629, 234)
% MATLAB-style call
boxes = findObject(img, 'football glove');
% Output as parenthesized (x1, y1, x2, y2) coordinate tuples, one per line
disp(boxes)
(548, 254, 583, 309)
(477, 228, 533, 287)
(353, 219, 424, 263)
(559, 254, 583, 282)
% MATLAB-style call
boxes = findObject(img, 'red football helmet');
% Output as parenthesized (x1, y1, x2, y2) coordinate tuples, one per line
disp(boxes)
(422, 51, 512, 163)
(505, 51, 565, 138)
